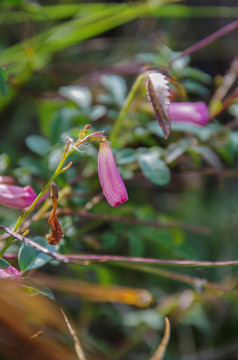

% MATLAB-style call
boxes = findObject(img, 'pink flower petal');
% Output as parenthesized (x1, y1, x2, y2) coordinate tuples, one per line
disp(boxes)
(98, 141, 128, 207)
(0, 184, 36, 209)
(169, 102, 209, 126)
(0, 265, 22, 280)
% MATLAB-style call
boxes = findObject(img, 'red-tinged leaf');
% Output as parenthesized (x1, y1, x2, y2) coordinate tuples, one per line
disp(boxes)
(146, 72, 171, 139)
(144, 66, 186, 100)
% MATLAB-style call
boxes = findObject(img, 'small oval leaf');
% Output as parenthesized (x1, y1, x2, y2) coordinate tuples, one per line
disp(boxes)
(137, 150, 170, 186)
(0, 258, 10, 269)
(18, 236, 59, 273)
(25, 135, 51, 156)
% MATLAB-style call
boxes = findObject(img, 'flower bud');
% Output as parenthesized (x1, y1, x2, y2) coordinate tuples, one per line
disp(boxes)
(169, 101, 209, 126)
(98, 141, 128, 207)
(0, 265, 22, 280)
(0, 184, 36, 209)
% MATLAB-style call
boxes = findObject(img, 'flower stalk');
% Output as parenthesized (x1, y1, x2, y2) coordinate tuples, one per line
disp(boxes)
(110, 74, 145, 147)
(0, 125, 99, 257)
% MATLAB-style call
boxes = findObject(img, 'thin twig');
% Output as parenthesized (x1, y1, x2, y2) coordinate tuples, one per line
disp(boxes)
(2, 226, 238, 269)
(66, 254, 238, 269)
(56, 209, 211, 235)
(0, 226, 80, 265)
(118, 263, 238, 296)
(212, 87, 238, 119)
(209, 57, 238, 115)
(150, 317, 170, 360)
(61, 308, 87, 360)
(169, 20, 238, 66)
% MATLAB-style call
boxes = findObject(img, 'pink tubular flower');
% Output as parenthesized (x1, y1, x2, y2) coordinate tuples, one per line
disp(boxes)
(0, 265, 22, 280)
(169, 101, 209, 126)
(98, 140, 128, 207)
(0, 184, 36, 209)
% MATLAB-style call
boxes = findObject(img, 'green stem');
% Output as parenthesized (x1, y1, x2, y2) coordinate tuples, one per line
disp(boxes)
(110, 74, 145, 148)
(0, 151, 69, 258)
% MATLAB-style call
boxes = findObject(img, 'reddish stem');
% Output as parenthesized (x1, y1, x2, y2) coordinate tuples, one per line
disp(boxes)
(66, 254, 238, 268)
(169, 20, 238, 65)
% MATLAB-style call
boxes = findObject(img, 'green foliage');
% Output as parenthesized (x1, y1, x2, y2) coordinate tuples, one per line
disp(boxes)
(0, 67, 8, 96)
(0, 258, 10, 269)
(0, 1, 238, 359)
(18, 237, 58, 273)
(22, 277, 55, 300)
(25, 135, 51, 156)
(137, 148, 171, 186)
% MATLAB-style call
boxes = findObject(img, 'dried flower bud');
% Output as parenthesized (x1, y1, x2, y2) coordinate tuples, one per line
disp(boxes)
(46, 183, 64, 245)
(46, 212, 64, 245)
(98, 140, 128, 207)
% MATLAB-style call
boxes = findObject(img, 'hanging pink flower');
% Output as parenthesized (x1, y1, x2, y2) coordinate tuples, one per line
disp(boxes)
(0, 265, 22, 280)
(169, 101, 209, 126)
(0, 184, 36, 209)
(98, 140, 128, 207)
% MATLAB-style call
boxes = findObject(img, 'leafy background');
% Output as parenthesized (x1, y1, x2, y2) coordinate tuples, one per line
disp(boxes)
(1, 0, 238, 359)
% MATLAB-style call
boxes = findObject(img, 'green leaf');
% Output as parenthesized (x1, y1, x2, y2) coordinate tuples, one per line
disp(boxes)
(59, 86, 92, 109)
(147, 121, 166, 138)
(128, 233, 144, 257)
(137, 227, 196, 259)
(0, 2, 152, 68)
(137, 149, 170, 186)
(182, 67, 212, 84)
(22, 277, 55, 300)
(115, 148, 137, 165)
(0, 67, 8, 96)
(0, 258, 10, 269)
(166, 139, 189, 164)
(18, 156, 45, 176)
(18, 236, 59, 273)
(101, 75, 127, 106)
(90, 105, 107, 121)
(182, 79, 209, 97)
(229, 103, 238, 117)
(13, 167, 31, 185)
(25, 135, 51, 156)
(153, 5, 238, 18)
(0, 153, 10, 173)
(50, 108, 80, 144)
(171, 122, 221, 141)
(190, 145, 223, 172)
(102, 231, 117, 250)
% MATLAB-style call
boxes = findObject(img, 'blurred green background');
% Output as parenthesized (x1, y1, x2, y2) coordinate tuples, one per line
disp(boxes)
(1, 0, 238, 359)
